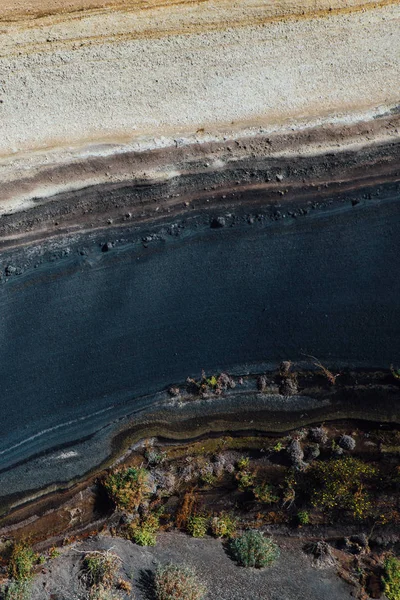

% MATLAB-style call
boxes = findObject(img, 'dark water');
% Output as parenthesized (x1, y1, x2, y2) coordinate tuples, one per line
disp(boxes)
(0, 196, 399, 472)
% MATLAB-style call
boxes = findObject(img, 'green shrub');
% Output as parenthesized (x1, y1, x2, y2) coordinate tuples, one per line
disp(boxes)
(83, 551, 120, 589)
(309, 457, 376, 518)
(155, 563, 206, 600)
(210, 513, 237, 538)
(187, 515, 208, 538)
(2, 581, 31, 600)
(235, 457, 255, 491)
(253, 483, 279, 504)
(200, 471, 216, 486)
(8, 542, 36, 581)
(383, 555, 400, 600)
(297, 510, 310, 525)
(103, 467, 151, 512)
(128, 511, 160, 546)
(237, 457, 250, 470)
(230, 530, 280, 568)
(48, 547, 61, 559)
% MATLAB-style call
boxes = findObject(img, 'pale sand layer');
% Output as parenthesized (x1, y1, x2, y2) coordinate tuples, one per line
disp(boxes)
(0, 0, 392, 23)
(0, 2, 399, 214)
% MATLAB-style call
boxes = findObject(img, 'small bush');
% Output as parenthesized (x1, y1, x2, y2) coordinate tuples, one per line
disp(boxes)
(2, 581, 31, 600)
(199, 470, 216, 486)
(253, 483, 279, 504)
(83, 551, 120, 589)
(88, 584, 124, 600)
(187, 515, 208, 538)
(237, 457, 250, 470)
(145, 449, 166, 466)
(8, 542, 36, 581)
(383, 555, 400, 600)
(48, 547, 61, 559)
(117, 579, 132, 594)
(230, 530, 280, 568)
(103, 467, 151, 512)
(155, 563, 206, 600)
(128, 512, 160, 546)
(235, 457, 254, 491)
(210, 513, 237, 538)
(297, 510, 310, 525)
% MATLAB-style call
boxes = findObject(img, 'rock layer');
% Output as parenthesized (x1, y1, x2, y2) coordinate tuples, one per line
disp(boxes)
(0, 0, 399, 529)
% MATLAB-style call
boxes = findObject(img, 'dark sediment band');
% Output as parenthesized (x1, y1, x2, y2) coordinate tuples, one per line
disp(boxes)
(0, 128, 399, 526)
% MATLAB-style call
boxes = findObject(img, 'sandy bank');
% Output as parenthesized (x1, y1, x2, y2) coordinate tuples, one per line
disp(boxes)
(0, 4, 399, 199)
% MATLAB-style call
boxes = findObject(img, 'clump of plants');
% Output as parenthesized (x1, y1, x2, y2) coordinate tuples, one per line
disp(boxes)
(297, 510, 310, 525)
(154, 563, 207, 600)
(145, 448, 167, 466)
(128, 511, 160, 546)
(8, 541, 37, 581)
(103, 466, 151, 512)
(383, 555, 400, 600)
(230, 530, 280, 568)
(2, 580, 32, 600)
(2, 541, 39, 600)
(309, 457, 376, 518)
(187, 515, 208, 538)
(88, 583, 125, 600)
(83, 550, 120, 589)
(253, 483, 279, 504)
(235, 457, 255, 491)
(210, 512, 237, 538)
(186, 370, 235, 397)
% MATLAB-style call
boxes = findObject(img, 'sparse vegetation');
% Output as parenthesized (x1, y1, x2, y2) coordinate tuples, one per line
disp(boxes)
(304, 354, 339, 385)
(230, 530, 280, 568)
(253, 483, 279, 504)
(145, 448, 167, 466)
(83, 551, 120, 589)
(88, 584, 124, 600)
(309, 457, 376, 518)
(186, 371, 235, 397)
(154, 563, 207, 600)
(383, 555, 400, 600)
